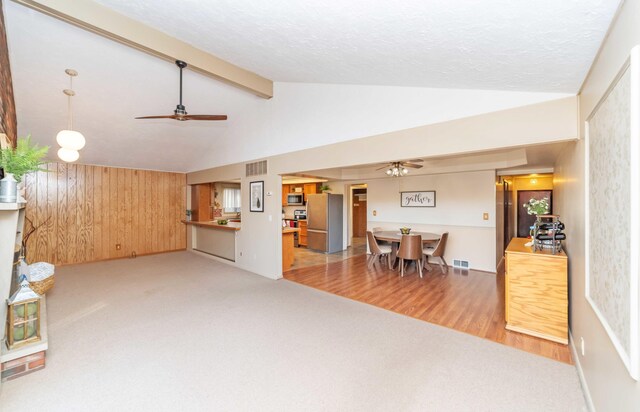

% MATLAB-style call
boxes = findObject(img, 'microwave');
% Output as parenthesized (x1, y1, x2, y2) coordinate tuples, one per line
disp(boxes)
(287, 193, 304, 205)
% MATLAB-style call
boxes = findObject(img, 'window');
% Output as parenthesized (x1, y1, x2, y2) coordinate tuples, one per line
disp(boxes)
(223, 187, 241, 213)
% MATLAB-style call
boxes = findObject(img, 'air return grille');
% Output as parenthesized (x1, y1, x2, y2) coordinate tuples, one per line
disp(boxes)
(246, 160, 267, 177)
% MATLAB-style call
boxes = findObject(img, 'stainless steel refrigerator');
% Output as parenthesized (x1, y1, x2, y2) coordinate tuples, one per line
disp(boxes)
(307, 193, 343, 253)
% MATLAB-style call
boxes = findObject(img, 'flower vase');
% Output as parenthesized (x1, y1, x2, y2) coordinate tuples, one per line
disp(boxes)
(0, 173, 18, 203)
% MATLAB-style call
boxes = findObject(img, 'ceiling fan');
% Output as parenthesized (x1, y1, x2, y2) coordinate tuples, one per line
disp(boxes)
(376, 159, 423, 176)
(135, 60, 228, 122)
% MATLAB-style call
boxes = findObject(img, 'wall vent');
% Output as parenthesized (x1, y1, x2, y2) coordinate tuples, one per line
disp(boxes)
(453, 259, 470, 269)
(246, 160, 268, 177)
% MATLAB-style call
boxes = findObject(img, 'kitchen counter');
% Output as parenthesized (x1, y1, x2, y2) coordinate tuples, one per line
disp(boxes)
(182, 220, 241, 231)
(183, 220, 238, 261)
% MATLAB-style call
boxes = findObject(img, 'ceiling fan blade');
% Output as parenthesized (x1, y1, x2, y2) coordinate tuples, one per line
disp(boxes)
(135, 115, 179, 120)
(136, 61, 228, 122)
(375, 165, 391, 170)
(183, 114, 228, 121)
(406, 159, 424, 163)
(402, 163, 423, 169)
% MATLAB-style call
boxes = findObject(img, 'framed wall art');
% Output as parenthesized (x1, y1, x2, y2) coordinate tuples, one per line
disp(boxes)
(250, 181, 264, 212)
(400, 191, 436, 207)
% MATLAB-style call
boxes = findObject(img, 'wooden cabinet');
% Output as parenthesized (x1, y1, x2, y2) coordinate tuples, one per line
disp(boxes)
(282, 183, 321, 205)
(303, 183, 318, 201)
(282, 228, 299, 271)
(298, 220, 308, 247)
(191, 183, 212, 222)
(282, 184, 290, 206)
(505, 238, 568, 344)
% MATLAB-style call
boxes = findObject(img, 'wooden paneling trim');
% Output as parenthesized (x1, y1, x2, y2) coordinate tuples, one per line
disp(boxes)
(23, 163, 186, 266)
(13, 0, 273, 98)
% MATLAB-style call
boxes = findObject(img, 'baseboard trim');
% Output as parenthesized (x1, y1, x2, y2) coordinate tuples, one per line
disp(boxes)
(569, 331, 595, 412)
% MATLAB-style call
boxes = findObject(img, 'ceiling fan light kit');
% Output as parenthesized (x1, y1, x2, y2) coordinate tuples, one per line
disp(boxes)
(135, 60, 228, 122)
(56, 69, 86, 162)
(381, 160, 423, 177)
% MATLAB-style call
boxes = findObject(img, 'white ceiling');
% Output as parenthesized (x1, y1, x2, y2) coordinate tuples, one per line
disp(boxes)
(4, 1, 618, 173)
(94, 0, 621, 93)
(5, 2, 262, 172)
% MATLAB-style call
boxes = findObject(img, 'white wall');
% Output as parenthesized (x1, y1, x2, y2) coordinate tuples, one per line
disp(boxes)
(189, 83, 571, 171)
(366, 171, 496, 272)
(553, 0, 640, 409)
(189, 96, 578, 281)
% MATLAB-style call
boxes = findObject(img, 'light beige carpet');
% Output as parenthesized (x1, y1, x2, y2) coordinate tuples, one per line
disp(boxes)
(0, 252, 586, 411)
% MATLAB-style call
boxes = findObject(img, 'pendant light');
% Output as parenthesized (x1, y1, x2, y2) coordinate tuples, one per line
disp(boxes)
(56, 69, 85, 162)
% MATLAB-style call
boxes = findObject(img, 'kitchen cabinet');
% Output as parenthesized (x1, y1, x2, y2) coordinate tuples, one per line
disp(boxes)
(505, 238, 568, 344)
(303, 183, 318, 201)
(282, 228, 299, 271)
(191, 183, 212, 222)
(282, 184, 291, 206)
(298, 220, 308, 247)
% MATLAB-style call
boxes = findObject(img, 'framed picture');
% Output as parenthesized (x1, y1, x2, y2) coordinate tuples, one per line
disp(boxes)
(250, 181, 264, 212)
(400, 191, 436, 207)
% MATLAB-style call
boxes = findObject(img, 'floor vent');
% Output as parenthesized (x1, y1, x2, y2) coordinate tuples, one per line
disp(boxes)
(453, 259, 470, 269)
(246, 160, 267, 177)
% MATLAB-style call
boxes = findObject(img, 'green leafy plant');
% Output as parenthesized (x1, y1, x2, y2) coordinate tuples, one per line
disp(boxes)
(0, 135, 49, 182)
(319, 184, 331, 192)
(523, 197, 550, 215)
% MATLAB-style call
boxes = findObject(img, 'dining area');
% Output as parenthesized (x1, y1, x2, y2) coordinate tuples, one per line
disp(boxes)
(367, 228, 449, 276)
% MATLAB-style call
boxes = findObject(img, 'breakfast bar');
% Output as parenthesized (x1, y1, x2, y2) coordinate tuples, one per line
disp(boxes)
(182, 220, 240, 261)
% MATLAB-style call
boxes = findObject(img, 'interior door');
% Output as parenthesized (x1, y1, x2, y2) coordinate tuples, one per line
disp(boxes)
(352, 189, 367, 237)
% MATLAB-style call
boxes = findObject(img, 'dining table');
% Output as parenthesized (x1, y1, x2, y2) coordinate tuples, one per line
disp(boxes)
(373, 231, 440, 270)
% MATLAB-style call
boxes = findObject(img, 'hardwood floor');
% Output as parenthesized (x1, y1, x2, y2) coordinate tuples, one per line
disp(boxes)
(284, 254, 572, 364)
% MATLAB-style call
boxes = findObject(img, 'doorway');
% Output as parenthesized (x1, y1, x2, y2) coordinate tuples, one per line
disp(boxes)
(352, 188, 367, 238)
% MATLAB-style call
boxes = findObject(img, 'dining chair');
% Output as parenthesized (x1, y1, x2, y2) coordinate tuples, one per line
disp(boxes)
(423, 232, 449, 272)
(397, 234, 423, 277)
(366, 231, 392, 268)
(372, 226, 391, 246)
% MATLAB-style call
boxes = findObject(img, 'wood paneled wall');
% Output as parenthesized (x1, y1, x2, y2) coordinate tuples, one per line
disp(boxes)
(0, 0, 17, 147)
(23, 163, 186, 265)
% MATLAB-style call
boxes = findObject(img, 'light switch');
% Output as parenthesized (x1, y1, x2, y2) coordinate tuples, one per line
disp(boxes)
(483, 212, 489, 220)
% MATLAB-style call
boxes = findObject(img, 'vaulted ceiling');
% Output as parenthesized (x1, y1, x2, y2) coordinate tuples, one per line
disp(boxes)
(94, 0, 620, 92)
(4, 0, 621, 172)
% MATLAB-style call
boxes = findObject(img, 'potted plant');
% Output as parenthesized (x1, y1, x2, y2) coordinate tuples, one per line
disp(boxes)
(319, 184, 331, 193)
(0, 136, 49, 202)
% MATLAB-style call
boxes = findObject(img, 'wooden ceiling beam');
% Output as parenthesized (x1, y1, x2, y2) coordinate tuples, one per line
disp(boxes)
(12, 0, 274, 98)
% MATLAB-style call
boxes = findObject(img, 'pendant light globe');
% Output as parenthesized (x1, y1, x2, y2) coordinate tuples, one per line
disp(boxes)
(56, 129, 86, 150)
(57, 147, 80, 163)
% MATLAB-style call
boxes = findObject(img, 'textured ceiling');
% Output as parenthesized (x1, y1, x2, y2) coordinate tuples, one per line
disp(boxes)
(93, 0, 621, 93)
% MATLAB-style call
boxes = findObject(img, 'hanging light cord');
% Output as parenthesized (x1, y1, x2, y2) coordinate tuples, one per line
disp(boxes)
(67, 75, 73, 130)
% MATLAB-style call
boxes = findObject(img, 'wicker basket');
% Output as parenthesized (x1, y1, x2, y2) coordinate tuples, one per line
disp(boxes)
(29, 275, 55, 295)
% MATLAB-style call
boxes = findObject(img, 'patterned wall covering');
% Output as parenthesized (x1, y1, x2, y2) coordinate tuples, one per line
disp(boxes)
(588, 67, 631, 359)
(0, 0, 17, 147)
